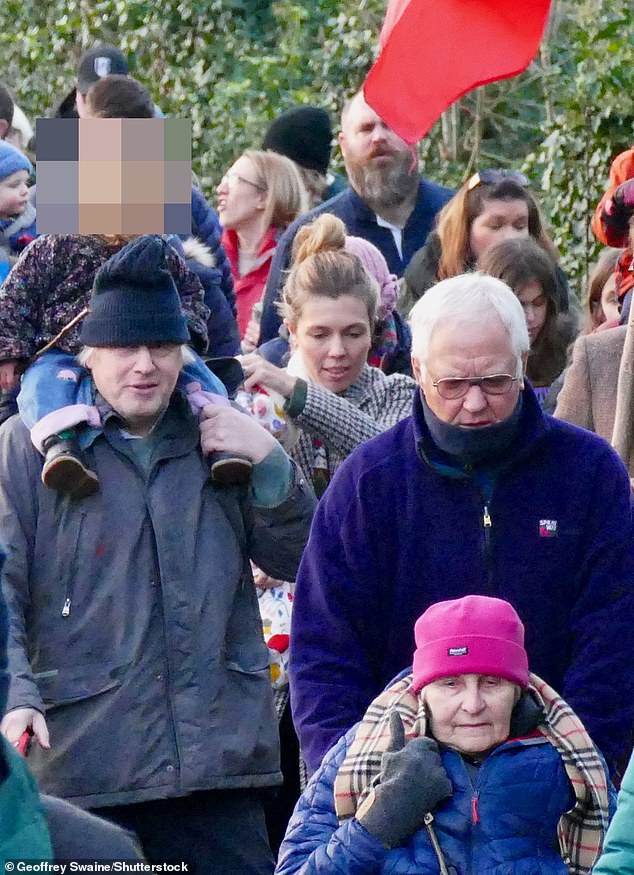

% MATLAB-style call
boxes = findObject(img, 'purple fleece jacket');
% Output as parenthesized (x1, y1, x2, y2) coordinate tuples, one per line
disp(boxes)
(290, 385, 634, 775)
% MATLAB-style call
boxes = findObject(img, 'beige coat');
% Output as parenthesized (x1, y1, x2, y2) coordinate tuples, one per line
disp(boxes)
(554, 324, 634, 474)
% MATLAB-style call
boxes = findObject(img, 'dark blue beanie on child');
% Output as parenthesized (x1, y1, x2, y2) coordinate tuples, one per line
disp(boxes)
(80, 235, 190, 347)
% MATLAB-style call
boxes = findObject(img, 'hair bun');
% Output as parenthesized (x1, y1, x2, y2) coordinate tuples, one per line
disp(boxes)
(292, 213, 347, 265)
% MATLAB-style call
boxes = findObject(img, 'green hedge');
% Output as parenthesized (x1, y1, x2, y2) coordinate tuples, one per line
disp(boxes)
(2, 0, 633, 291)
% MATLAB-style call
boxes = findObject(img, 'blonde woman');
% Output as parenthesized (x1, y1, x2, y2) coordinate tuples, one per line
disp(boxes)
(217, 149, 308, 341)
(240, 213, 416, 496)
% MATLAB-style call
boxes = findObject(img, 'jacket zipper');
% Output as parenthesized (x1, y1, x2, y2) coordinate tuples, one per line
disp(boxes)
(147, 507, 182, 790)
(464, 737, 532, 828)
(481, 499, 494, 593)
(462, 762, 482, 826)
(471, 792, 480, 823)
(61, 513, 86, 617)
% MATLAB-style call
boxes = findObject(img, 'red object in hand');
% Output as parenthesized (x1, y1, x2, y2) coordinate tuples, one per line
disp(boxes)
(364, 0, 552, 145)
(17, 728, 33, 757)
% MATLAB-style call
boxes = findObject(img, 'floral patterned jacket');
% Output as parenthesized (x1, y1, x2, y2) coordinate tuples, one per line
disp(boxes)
(0, 234, 210, 362)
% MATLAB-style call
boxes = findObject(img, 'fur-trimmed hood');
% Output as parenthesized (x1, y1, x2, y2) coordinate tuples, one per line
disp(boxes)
(180, 236, 216, 268)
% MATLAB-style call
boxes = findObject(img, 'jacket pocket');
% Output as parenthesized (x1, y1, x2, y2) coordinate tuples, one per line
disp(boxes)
(225, 658, 270, 675)
(34, 662, 130, 707)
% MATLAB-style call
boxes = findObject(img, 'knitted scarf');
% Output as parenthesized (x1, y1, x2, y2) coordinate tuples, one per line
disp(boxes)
(333, 672, 610, 875)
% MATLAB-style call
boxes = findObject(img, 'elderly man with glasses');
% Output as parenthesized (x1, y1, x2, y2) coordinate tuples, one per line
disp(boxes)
(290, 271, 634, 781)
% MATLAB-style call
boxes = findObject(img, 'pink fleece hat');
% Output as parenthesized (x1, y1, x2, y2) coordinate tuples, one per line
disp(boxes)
(344, 235, 399, 320)
(411, 595, 529, 691)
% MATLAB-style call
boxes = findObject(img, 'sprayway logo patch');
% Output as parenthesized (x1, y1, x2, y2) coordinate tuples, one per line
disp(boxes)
(448, 646, 468, 656)
(94, 57, 113, 78)
(539, 519, 557, 537)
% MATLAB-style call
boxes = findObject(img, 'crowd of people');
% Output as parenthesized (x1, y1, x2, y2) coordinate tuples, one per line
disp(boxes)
(0, 40, 634, 874)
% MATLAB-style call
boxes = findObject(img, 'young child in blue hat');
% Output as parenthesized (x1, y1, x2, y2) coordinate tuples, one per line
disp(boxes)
(0, 141, 36, 281)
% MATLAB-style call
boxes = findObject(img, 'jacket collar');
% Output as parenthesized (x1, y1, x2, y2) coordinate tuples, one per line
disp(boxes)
(0, 200, 35, 240)
(345, 181, 427, 232)
(337, 364, 382, 405)
(98, 390, 200, 463)
(221, 226, 279, 274)
(412, 382, 551, 476)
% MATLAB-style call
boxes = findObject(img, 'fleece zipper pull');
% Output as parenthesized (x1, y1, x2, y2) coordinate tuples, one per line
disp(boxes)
(61, 598, 71, 618)
(483, 505, 492, 528)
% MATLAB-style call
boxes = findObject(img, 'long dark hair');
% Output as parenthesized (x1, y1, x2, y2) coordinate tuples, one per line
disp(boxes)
(583, 247, 623, 333)
(478, 237, 576, 386)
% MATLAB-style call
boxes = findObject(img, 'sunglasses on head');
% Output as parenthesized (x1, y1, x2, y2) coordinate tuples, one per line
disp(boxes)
(466, 170, 530, 191)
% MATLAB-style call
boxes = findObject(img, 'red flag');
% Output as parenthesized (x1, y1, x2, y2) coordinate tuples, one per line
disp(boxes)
(364, 0, 552, 145)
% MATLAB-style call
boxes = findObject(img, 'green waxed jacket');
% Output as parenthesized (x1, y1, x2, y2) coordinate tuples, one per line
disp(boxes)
(0, 396, 315, 808)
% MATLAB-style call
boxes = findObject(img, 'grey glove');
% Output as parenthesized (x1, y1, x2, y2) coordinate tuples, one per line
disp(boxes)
(357, 712, 453, 849)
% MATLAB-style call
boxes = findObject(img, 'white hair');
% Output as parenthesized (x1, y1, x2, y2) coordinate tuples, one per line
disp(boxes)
(77, 344, 195, 367)
(408, 273, 530, 379)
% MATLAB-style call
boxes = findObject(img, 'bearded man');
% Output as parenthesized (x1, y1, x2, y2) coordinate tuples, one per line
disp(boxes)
(257, 90, 453, 344)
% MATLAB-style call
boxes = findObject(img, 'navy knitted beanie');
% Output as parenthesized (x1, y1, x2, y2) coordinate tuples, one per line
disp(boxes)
(80, 235, 190, 347)
(262, 106, 332, 175)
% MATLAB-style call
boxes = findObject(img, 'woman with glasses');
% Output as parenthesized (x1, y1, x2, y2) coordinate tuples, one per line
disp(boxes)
(401, 169, 569, 315)
(216, 150, 308, 344)
(478, 237, 578, 410)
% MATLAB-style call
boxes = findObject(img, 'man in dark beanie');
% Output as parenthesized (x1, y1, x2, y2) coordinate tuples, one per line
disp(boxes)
(262, 106, 347, 206)
(0, 235, 315, 871)
(0, 552, 143, 860)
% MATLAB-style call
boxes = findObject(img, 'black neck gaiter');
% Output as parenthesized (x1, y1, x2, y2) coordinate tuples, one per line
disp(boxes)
(421, 391, 523, 466)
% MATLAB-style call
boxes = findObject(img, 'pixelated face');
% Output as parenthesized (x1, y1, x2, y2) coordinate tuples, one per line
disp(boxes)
(86, 344, 183, 435)
(424, 674, 519, 756)
(35, 118, 192, 235)
(0, 170, 29, 218)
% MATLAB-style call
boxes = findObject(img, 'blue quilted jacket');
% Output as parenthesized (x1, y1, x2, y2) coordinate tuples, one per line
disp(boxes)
(276, 726, 577, 875)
